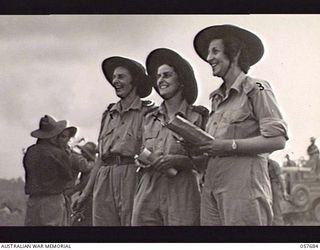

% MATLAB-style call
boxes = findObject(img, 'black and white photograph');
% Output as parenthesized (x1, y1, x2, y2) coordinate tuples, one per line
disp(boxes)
(1, 14, 320, 242)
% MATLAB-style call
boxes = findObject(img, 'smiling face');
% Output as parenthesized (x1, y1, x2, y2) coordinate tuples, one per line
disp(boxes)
(206, 39, 231, 78)
(156, 64, 182, 100)
(112, 66, 136, 99)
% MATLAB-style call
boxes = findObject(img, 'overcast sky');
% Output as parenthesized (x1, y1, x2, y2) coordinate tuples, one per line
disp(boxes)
(1, 14, 320, 179)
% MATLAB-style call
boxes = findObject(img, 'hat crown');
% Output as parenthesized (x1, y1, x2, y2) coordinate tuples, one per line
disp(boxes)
(194, 24, 264, 66)
(82, 142, 97, 154)
(31, 115, 67, 139)
(39, 115, 58, 132)
(79, 142, 98, 159)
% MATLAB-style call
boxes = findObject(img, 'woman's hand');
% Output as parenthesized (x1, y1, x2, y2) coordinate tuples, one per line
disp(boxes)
(197, 139, 230, 156)
(152, 154, 180, 172)
(72, 192, 88, 212)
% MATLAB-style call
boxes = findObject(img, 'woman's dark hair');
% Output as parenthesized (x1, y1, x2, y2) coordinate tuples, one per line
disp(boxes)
(121, 65, 145, 96)
(160, 64, 186, 99)
(220, 36, 251, 73)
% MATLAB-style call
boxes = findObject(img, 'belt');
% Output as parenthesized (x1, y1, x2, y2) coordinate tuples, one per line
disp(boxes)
(204, 153, 233, 158)
(214, 155, 234, 158)
(101, 154, 135, 165)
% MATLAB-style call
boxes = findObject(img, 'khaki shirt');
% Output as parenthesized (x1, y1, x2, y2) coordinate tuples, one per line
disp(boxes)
(206, 72, 288, 140)
(205, 72, 288, 200)
(98, 96, 152, 157)
(143, 100, 205, 156)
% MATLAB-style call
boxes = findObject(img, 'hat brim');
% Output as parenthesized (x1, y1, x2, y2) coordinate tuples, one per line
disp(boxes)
(64, 126, 77, 138)
(31, 120, 67, 139)
(146, 48, 198, 104)
(194, 24, 264, 66)
(102, 56, 152, 98)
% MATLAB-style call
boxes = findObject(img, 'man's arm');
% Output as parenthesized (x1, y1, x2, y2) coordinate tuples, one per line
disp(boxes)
(72, 158, 102, 210)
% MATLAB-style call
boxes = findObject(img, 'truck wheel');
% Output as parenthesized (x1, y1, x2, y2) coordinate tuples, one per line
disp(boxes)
(291, 184, 310, 207)
(314, 203, 320, 222)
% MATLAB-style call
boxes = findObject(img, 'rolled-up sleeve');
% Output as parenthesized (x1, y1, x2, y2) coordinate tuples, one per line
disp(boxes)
(248, 81, 288, 140)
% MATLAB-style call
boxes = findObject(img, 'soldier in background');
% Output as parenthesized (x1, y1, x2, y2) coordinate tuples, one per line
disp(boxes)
(23, 115, 75, 226)
(283, 154, 297, 167)
(282, 154, 297, 193)
(268, 157, 289, 225)
(307, 137, 320, 177)
(71, 142, 98, 226)
(55, 125, 96, 226)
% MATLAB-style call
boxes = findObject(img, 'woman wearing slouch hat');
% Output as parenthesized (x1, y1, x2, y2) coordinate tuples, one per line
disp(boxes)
(193, 24, 288, 225)
(131, 48, 208, 226)
(72, 56, 154, 226)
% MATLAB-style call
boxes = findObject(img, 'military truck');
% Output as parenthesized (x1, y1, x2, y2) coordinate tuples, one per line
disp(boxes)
(281, 165, 320, 224)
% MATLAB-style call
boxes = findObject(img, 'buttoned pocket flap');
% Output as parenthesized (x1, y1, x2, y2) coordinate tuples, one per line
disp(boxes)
(224, 110, 251, 124)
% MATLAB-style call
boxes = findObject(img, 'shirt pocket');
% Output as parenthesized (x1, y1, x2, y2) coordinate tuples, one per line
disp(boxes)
(144, 130, 160, 151)
(145, 130, 160, 141)
(168, 133, 186, 155)
(119, 128, 141, 153)
(122, 128, 138, 142)
(100, 127, 114, 140)
(222, 109, 251, 124)
(99, 122, 116, 142)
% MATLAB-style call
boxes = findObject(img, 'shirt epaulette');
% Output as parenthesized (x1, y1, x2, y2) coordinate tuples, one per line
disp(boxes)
(107, 103, 116, 110)
(243, 76, 272, 94)
(191, 105, 209, 129)
(142, 100, 155, 107)
(191, 105, 209, 117)
(99, 103, 116, 140)
(101, 103, 115, 116)
(143, 102, 158, 116)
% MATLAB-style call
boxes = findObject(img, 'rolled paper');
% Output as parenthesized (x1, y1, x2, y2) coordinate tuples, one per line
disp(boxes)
(136, 147, 153, 165)
(135, 147, 177, 176)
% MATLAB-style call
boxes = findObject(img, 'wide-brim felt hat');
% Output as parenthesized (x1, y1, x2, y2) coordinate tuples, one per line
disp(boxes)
(78, 142, 98, 160)
(194, 24, 264, 66)
(102, 56, 152, 98)
(63, 126, 77, 138)
(146, 48, 198, 104)
(31, 115, 77, 139)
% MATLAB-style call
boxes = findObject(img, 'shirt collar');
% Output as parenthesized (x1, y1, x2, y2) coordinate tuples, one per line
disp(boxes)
(110, 95, 142, 113)
(157, 99, 189, 117)
(230, 71, 246, 93)
(209, 72, 246, 100)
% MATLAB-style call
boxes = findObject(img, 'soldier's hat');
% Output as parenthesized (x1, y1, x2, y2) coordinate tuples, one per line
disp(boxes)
(194, 24, 264, 66)
(78, 142, 98, 160)
(31, 115, 77, 139)
(146, 48, 198, 104)
(102, 56, 152, 98)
